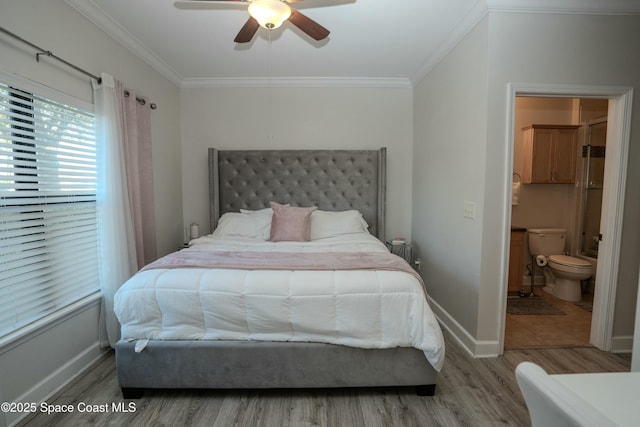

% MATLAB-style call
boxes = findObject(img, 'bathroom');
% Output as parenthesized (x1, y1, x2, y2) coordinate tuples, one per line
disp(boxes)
(506, 96, 608, 349)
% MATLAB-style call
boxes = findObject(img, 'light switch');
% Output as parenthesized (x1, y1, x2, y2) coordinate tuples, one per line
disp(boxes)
(463, 201, 476, 219)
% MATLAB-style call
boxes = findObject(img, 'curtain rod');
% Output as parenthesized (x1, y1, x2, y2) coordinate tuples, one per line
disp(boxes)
(1, 26, 157, 110)
(0, 26, 101, 83)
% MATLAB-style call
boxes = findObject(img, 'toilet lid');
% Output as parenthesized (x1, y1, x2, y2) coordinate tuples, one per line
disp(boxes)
(549, 255, 592, 268)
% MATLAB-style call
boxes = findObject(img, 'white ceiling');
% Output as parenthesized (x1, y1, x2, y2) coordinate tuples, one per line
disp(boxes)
(65, 0, 640, 88)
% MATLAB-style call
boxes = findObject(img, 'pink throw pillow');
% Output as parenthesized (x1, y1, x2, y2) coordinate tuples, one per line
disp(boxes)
(269, 202, 318, 242)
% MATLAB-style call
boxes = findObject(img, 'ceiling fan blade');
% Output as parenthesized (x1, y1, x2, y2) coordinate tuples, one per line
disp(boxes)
(234, 17, 260, 43)
(288, 8, 330, 41)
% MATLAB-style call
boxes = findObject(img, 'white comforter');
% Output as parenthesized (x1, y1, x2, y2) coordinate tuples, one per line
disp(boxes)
(114, 233, 445, 370)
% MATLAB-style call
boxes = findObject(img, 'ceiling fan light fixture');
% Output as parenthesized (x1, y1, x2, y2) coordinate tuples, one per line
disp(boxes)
(248, 0, 291, 30)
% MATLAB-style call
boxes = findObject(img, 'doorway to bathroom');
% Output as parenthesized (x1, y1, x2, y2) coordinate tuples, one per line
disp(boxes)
(500, 83, 633, 354)
(505, 97, 606, 349)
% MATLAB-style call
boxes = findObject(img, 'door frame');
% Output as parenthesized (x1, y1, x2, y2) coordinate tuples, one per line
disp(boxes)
(502, 83, 633, 352)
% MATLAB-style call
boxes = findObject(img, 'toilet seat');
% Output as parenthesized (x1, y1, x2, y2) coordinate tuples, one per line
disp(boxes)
(548, 255, 592, 269)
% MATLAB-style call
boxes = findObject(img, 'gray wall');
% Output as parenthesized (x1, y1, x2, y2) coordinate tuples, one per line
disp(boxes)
(413, 11, 640, 354)
(486, 12, 640, 346)
(180, 85, 414, 241)
(412, 17, 490, 351)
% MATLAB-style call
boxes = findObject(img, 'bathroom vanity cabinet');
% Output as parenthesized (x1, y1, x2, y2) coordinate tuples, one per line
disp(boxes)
(508, 228, 526, 294)
(522, 124, 580, 184)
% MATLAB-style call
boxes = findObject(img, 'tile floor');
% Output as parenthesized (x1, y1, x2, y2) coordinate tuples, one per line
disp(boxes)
(504, 288, 593, 349)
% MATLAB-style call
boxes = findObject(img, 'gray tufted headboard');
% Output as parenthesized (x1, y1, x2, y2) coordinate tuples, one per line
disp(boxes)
(209, 148, 386, 241)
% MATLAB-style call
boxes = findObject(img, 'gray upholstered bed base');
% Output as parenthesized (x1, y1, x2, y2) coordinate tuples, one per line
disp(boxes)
(116, 340, 437, 398)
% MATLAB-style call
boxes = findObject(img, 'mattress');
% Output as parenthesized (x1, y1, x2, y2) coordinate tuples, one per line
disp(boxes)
(114, 232, 445, 371)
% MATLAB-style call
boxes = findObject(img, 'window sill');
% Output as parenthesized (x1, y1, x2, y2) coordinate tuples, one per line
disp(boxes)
(0, 292, 102, 355)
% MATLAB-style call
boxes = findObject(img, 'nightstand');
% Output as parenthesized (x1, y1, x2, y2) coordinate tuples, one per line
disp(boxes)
(386, 241, 412, 264)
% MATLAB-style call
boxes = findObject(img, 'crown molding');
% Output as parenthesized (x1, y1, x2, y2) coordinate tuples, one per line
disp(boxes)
(486, 0, 640, 15)
(180, 76, 412, 89)
(65, 0, 183, 87)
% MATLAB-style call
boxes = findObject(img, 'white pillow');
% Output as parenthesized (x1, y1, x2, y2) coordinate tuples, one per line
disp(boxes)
(310, 210, 369, 240)
(213, 212, 271, 240)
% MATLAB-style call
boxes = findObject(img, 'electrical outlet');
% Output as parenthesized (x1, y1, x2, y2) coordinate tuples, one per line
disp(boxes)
(463, 201, 476, 219)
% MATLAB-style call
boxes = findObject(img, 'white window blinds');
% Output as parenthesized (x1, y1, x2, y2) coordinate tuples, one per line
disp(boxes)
(0, 80, 99, 340)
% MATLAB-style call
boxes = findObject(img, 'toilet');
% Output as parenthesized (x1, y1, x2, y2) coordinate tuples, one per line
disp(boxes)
(528, 228, 594, 302)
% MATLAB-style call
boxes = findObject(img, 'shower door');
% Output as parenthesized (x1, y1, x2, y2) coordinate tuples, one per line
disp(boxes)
(579, 117, 607, 258)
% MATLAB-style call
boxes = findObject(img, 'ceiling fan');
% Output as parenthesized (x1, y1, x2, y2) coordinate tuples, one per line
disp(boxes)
(179, 0, 330, 43)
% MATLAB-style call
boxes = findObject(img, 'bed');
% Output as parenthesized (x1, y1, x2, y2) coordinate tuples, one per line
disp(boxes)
(114, 148, 444, 398)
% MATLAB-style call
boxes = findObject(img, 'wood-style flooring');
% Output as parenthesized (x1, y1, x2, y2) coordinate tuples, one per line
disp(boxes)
(505, 289, 593, 349)
(17, 330, 630, 427)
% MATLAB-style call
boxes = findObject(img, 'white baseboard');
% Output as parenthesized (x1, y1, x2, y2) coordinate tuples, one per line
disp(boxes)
(428, 297, 501, 358)
(610, 335, 633, 354)
(7, 344, 109, 427)
(430, 295, 634, 360)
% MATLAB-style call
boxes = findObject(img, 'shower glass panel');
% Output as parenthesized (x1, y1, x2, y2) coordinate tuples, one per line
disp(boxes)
(579, 118, 607, 258)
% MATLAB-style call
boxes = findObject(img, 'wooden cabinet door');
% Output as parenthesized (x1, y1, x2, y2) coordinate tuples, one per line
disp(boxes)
(530, 128, 554, 183)
(552, 128, 578, 183)
(522, 125, 578, 184)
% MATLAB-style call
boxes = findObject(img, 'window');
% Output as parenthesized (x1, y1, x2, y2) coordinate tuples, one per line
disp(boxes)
(0, 77, 99, 340)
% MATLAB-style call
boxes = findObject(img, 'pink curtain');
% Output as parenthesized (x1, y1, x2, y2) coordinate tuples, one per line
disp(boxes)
(93, 74, 156, 347)
(119, 86, 157, 268)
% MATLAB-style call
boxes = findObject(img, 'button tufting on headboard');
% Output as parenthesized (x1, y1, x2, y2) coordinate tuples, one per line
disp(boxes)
(209, 148, 386, 241)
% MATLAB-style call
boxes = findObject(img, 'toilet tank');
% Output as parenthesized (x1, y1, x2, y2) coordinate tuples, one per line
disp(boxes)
(528, 228, 566, 256)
